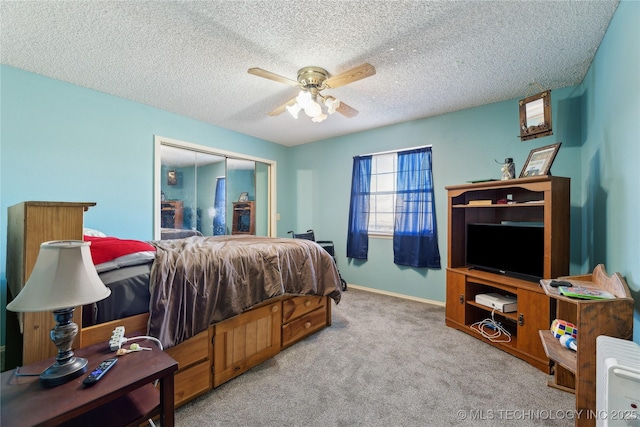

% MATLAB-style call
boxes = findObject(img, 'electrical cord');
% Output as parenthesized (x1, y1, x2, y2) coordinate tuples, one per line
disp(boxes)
(122, 335, 163, 351)
(470, 309, 512, 343)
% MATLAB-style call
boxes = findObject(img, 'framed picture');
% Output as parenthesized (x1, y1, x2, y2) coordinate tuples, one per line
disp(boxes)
(167, 170, 177, 185)
(519, 90, 552, 141)
(520, 143, 562, 178)
(238, 192, 249, 202)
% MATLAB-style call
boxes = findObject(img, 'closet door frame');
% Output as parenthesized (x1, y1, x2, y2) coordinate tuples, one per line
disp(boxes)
(153, 135, 277, 239)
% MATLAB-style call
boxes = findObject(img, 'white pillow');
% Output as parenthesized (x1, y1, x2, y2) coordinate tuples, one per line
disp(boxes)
(83, 228, 107, 237)
(95, 251, 156, 273)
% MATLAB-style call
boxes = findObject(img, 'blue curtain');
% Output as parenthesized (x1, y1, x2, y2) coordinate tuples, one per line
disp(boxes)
(346, 155, 372, 259)
(393, 147, 441, 268)
(213, 177, 226, 235)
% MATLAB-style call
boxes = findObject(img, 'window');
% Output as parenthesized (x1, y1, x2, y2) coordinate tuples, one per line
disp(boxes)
(347, 146, 441, 268)
(368, 153, 397, 235)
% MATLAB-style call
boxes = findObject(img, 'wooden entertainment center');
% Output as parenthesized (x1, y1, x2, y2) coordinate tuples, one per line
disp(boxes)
(445, 176, 570, 373)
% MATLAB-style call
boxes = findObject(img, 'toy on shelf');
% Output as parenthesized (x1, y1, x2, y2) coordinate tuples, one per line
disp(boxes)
(559, 335, 577, 351)
(551, 319, 578, 352)
(550, 319, 577, 339)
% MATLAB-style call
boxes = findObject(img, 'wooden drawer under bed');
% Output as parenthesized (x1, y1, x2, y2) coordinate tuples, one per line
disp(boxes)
(282, 295, 329, 348)
(212, 301, 282, 387)
(165, 329, 212, 406)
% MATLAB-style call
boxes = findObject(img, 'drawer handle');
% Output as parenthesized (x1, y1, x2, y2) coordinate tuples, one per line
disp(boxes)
(305, 300, 311, 307)
(304, 322, 312, 329)
(271, 305, 279, 313)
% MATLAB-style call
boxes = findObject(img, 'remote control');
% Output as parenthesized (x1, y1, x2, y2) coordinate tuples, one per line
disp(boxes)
(83, 358, 118, 386)
(549, 280, 573, 288)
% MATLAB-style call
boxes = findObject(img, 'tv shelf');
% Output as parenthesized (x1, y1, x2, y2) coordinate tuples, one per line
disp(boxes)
(445, 176, 570, 372)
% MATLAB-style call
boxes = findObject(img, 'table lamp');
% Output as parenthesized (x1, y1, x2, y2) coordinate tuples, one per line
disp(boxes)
(6, 240, 111, 387)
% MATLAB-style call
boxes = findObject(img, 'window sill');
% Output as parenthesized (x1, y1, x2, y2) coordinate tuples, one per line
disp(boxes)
(368, 232, 393, 239)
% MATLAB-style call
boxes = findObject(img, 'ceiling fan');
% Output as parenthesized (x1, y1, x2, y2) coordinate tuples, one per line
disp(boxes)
(247, 63, 376, 122)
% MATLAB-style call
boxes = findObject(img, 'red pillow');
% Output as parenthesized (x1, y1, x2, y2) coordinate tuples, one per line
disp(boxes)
(84, 235, 155, 265)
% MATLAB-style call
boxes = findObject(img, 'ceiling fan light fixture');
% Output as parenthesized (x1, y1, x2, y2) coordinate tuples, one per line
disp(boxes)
(312, 113, 328, 123)
(286, 102, 301, 119)
(304, 100, 322, 118)
(325, 96, 341, 114)
(296, 90, 312, 108)
(249, 63, 375, 122)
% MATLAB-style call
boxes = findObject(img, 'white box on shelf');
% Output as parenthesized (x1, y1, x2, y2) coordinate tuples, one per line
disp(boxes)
(475, 293, 517, 313)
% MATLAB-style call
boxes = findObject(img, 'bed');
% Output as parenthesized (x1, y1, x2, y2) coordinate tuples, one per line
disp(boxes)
(160, 227, 203, 240)
(79, 233, 343, 406)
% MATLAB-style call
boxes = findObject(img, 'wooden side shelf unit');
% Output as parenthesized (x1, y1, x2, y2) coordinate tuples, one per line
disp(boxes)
(232, 201, 255, 235)
(539, 264, 633, 427)
(445, 176, 570, 373)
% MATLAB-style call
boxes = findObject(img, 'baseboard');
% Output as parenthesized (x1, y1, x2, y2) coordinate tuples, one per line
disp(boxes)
(1, 345, 5, 372)
(346, 284, 445, 307)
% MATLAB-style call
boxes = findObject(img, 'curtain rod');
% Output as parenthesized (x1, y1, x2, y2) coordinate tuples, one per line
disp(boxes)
(357, 144, 432, 158)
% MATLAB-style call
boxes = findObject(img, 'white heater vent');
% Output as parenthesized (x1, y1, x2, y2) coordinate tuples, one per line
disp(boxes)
(596, 335, 640, 427)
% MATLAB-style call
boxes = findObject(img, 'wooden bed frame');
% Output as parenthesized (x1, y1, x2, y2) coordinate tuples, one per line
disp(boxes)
(6, 201, 336, 408)
(78, 294, 333, 407)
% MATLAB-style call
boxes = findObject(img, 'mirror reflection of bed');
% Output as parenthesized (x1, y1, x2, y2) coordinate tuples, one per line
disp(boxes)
(160, 199, 203, 239)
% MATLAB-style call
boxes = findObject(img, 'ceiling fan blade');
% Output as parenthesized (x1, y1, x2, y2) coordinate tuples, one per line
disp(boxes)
(268, 98, 297, 116)
(325, 63, 376, 88)
(335, 101, 359, 118)
(248, 68, 298, 86)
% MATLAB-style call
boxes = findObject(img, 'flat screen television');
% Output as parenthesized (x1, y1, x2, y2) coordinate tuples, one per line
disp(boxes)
(466, 222, 544, 282)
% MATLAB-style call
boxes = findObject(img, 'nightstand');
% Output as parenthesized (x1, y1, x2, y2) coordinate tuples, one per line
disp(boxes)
(1, 339, 178, 427)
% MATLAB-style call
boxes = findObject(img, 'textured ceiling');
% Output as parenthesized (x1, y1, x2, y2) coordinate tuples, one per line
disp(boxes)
(1, 1, 619, 146)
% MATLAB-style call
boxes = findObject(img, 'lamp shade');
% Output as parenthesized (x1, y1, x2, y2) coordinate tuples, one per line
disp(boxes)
(7, 240, 111, 312)
(286, 102, 301, 119)
(296, 90, 312, 107)
(304, 100, 322, 118)
(324, 96, 340, 114)
(311, 113, 328, 123)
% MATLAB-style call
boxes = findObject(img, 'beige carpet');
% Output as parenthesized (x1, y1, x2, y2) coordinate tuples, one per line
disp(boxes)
(175, 288, 575, 426)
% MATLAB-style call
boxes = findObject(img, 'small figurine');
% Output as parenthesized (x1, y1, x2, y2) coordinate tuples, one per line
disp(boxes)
(501, 158, 515, 180)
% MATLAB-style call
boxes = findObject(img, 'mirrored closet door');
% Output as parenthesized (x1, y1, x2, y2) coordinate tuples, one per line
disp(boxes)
(154, 136, 275, 240)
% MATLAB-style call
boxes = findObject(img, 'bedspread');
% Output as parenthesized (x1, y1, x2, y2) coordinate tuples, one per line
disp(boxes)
(148, 235, 342, 348)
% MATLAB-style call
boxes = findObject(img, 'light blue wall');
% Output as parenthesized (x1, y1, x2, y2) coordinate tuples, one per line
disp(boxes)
(0, 66, 293, 346)
(575, 0, 640, 340)
(1, 0, 638, 347)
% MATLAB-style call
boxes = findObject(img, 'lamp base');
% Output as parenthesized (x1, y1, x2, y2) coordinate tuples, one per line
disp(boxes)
(40, 356, 88, 387)
(41, 307, 87, 387)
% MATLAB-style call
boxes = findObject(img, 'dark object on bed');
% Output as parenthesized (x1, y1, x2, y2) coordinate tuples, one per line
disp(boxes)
(288, 229, 348, 291)
(160, 228, 203, 240)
